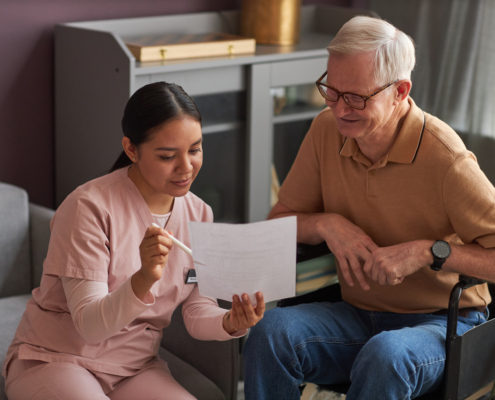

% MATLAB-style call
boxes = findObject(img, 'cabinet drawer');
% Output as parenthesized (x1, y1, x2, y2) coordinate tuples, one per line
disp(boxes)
(139, 66, 246, 96)
(270, 57, 327, 87)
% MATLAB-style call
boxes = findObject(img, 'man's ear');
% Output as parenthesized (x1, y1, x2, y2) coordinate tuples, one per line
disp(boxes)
(122, 137, 138, 162)
(396, 80, 412, 102)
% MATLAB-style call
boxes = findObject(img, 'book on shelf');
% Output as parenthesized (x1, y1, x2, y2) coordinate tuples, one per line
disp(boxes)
(124, 32, 256, 62)
(296, 274, 338, 295)
(296, 253, 336, 275)
(296, 253, 337, 295)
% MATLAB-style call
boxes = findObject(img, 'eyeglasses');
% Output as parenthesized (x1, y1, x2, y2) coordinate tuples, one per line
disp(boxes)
(315, 71, 397, 110)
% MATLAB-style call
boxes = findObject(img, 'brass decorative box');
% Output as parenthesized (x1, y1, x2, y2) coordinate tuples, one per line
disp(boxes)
(124, 32, 256, 62)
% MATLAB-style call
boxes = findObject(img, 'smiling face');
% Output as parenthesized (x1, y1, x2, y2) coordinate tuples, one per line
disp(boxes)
(123, 117, 203, 213)
(326, 52, 399, 141)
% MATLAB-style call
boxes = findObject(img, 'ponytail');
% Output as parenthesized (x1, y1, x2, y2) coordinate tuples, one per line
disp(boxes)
(109, 151, 132, 173)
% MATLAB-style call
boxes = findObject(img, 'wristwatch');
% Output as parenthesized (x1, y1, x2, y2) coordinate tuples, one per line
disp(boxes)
(430, 240, 451, 271)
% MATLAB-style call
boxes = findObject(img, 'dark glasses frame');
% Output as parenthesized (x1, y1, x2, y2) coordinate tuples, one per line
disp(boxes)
(315, 71, 398, 110)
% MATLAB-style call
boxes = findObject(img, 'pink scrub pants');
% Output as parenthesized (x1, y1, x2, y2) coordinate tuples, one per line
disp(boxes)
(5, 356, 196, 400)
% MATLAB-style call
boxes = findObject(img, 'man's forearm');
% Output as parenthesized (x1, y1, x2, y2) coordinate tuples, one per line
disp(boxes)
(415, 239, 495, 282)
(443, 243, 495, 282)
(268, 206, 330, 245)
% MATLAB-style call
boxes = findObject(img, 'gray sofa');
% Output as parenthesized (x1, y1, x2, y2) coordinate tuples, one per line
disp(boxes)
(0, 182, 239, 400)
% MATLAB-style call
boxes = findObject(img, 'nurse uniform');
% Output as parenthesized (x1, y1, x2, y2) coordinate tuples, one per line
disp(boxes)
(2, 167, 246, 399)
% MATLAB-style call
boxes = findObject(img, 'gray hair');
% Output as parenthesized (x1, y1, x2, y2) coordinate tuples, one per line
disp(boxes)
(327, 16, 416, 85)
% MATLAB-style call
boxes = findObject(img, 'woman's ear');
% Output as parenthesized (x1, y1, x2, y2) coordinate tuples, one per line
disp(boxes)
(122, 137, 138, 162)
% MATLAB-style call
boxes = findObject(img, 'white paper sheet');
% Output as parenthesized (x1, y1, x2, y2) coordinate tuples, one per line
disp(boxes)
(188, 216, 297, 304)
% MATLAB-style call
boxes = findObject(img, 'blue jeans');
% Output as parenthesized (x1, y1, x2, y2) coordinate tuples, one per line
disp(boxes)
(243, 301, 486, 400)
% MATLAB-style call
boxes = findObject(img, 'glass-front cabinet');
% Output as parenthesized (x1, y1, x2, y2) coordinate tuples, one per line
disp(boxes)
(191, 92, 247, 223)
(272, 83, 327, 186)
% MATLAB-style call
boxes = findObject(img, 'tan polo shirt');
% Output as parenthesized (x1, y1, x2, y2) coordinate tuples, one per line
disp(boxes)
(278, 98, 495, 313)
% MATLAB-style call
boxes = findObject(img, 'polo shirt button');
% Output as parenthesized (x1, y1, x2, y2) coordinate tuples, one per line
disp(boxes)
(369, 170, 375, 175)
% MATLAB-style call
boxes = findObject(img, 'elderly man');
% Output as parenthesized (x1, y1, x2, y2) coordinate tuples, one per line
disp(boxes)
(243, 16, 495, 400)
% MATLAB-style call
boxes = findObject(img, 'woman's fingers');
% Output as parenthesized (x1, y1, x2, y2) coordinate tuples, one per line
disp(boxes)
(241, 294, 257, 321)
(141, 243, 170, 265)
(254, 292, 265, 318)
(229, 293, 265, 331)
(140, 228, 173, 265)
(139, 227, 174, 283)
(232, 295, 243, 329)
(143, 225, 161, 239)
(229, 299, 238, 330)
(142, 229, 173, 251)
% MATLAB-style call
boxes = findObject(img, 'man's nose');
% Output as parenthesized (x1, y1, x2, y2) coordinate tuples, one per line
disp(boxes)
(327, 96, 354, 116)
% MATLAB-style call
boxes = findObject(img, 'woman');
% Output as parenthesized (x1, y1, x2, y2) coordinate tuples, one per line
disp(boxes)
(3, 82, 265, 400)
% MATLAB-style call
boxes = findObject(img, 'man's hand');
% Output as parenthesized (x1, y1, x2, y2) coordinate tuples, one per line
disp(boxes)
(363, 240, 433, 285)
(317, 214, 378, 291)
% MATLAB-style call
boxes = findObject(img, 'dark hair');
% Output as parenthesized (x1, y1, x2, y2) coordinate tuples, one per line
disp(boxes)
(110, 81, 202, 172)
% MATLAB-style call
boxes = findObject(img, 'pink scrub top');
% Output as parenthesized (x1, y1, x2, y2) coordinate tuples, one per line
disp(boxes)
(3, 167, 243, 379)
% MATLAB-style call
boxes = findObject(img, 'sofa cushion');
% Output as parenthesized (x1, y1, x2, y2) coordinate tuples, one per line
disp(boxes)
(0, 183, 32, 297)
(29, 203, 55, 288)
(0, 294, 31, 400)
(159, 346, 226, 400)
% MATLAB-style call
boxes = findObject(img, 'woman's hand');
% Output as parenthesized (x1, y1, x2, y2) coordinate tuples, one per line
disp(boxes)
(223, 292, 265, 334)
(132, 226, 173, 301)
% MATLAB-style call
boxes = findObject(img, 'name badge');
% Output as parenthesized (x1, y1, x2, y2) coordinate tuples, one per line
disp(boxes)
(185, 269, 198, 284)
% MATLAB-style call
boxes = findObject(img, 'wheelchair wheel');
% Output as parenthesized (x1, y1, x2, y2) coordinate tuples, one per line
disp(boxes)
(308, 386, 346, 400)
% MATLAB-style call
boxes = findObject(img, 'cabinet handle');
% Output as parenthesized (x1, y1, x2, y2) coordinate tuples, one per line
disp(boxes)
(160, 48, 167, 60)
(227, 44, 234, 56)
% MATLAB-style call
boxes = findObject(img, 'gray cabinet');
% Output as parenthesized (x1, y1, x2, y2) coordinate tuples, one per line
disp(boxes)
(55, 5, 375, 221)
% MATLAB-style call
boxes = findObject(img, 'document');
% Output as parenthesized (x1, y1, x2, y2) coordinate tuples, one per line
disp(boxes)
(188, 216, 297, 304)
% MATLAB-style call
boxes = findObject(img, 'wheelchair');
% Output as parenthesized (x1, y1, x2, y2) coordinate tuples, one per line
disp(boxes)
(277, 243, 495, 400)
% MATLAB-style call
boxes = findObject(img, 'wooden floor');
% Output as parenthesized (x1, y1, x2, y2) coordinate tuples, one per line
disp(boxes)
(301, 383, 346, 400)
(237, 380, 492, 399)
(237, 381, 346, 400)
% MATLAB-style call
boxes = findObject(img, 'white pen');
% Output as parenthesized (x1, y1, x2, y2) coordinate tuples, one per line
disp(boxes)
(151, 223, 193, 257)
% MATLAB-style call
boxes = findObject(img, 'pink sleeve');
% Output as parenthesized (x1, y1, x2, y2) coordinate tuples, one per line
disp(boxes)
(45, 191, 111, 282)
(182, 285, 247, 341)
(61, 276, 155, 344)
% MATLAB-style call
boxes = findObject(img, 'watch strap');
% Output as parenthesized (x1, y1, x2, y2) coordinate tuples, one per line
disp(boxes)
(430, 258, 444, 271)
(430, 240, 451, 271)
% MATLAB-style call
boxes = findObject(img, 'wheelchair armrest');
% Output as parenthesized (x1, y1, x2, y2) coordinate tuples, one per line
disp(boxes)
(447, 275, 487, 340)
(457, 275, 486, 289)
(296, 242, 332, 263)
(443, 275, 489, 399)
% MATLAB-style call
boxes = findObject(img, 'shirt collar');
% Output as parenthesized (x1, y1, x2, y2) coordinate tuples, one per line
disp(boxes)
(339, 97, 425, 165)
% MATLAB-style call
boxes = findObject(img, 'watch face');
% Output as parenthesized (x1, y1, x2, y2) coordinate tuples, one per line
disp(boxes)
(432, 241, 451, 259)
